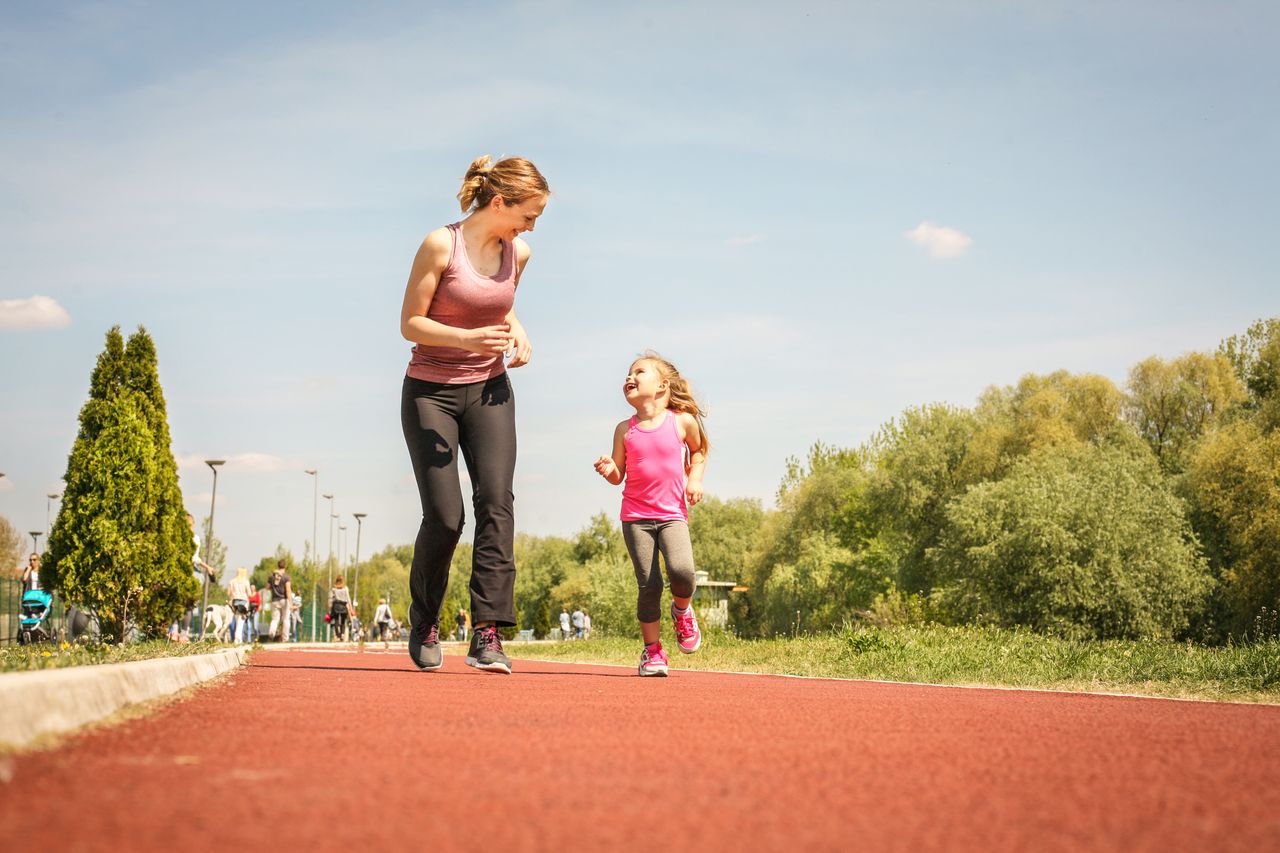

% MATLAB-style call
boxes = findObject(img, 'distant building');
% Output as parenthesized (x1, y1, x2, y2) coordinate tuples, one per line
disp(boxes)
(692, 570, 744, 629)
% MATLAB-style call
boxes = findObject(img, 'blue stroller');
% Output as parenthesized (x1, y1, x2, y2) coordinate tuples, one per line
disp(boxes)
(19, 588, 55, 644)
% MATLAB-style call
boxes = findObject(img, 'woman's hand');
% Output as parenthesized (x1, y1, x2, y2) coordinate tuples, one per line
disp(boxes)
(458, 324, 514, 356)
(507, 319, 532, 368)
(686, 477, 704, 506)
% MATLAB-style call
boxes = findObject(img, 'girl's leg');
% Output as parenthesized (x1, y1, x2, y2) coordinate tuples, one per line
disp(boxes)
(457, 374, 518, 627)
(402, 377, 467, 631)
(656, 521, 697, 606)
(622, 520, 665, 643)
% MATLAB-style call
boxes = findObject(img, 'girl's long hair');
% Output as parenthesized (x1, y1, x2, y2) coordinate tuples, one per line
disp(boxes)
(639, 351, 709, 455)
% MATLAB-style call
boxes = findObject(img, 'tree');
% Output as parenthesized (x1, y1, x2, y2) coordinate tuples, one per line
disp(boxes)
(1220, 317, 1280, 416)
(689, 496, 765, 583)
(1184, 420, 1280, 639)
(1125, 352, 1245, 473)
(971, 371, 1125, 472)
(933, 432, 1210, 640)
(1, 515, 23, 573)
(44, 327, 197, 640)
(862, 404, 982, 594)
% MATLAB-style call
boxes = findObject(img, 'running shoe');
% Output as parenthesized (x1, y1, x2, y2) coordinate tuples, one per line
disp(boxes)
(408, 619, 442, 671)
(671, 602, 702, 654)
(466, 625, 512, 674)
(638, 643, 669, 677)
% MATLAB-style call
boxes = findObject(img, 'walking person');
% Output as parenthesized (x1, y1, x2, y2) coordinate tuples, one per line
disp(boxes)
(559, 607, 571, 641)
(247, 584, 260, 642)
(455, 607, 468, 643)
(571, 606, 585, 641)
(267, 560, 292, 642)
(228, 567, 253, 645)
(594, 352, 709, 676)
(400, 154, 550, 675)
(329, 576, 353, 641)
(582, 607, 592, 640)
(373, 598, 394, 645)
(178, 512, 218, 642)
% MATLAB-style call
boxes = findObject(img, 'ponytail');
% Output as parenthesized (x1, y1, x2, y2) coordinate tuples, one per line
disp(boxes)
(457, 155, 550, 213)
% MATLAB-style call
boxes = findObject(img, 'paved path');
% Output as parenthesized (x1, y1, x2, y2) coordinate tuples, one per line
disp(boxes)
(2, 648, 1277, 851)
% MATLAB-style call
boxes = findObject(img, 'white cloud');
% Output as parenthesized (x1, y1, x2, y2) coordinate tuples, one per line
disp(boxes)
(905, 222, 973, 258)
(176, 453, 289, 473)
(725, 234, 764, 247)
(0, 295, 71, 330)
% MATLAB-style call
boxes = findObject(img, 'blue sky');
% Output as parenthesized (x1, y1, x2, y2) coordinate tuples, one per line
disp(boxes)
(1, 1, 1276, 579)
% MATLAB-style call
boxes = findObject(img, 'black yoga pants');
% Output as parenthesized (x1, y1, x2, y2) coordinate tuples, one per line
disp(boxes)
(401, 374, 517, 628)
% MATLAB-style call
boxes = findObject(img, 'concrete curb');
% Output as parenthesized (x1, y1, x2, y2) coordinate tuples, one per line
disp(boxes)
(0, 646, 250, 749)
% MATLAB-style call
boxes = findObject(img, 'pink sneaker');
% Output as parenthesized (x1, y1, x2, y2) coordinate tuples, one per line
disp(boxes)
(638, 643, 669, 677)
(671, 603, 702, 654)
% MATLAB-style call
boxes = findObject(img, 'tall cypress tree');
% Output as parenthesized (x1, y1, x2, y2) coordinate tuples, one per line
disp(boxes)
(45, 326, 198, 640)
(125, 327, 197, 623)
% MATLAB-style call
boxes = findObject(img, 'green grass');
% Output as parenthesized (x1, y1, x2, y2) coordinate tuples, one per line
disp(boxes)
(0, 640, 240, 673)
(504, 624, 1280, 704)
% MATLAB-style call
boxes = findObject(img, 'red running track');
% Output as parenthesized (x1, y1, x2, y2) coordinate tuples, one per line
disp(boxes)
(1, 647, 1277, 852)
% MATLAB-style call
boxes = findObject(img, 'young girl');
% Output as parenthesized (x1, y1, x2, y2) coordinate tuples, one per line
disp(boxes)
(594, 352, 708, 676)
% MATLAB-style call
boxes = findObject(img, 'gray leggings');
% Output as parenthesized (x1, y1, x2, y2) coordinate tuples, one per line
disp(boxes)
(622, 520, 697, 623)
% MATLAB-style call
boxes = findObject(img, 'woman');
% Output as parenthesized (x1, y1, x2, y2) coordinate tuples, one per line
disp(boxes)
(400, 154, 549, 675)
(21, 553, 40, 592)
(329, 575, 353, 642)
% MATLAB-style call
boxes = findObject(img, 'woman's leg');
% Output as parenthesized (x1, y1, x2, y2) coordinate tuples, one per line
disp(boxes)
(458, 374, 518, 627)
(402, 377, 467, 631)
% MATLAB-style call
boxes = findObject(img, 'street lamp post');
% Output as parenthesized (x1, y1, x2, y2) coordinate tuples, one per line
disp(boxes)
(305, 469, 318, 642)
(201, 460, 226, 638)
(323, 494, 334, 640)
(352, 512, 367, 612)
(29, 531, 42, 554)
(46, 492, 61, 543)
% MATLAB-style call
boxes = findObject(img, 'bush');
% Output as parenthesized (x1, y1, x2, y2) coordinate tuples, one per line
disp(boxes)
(933, 433, 1211, 639)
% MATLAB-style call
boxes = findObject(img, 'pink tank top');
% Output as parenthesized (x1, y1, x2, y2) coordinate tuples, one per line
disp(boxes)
(406, 222, 516, 384)
(621, 410, 688, 522)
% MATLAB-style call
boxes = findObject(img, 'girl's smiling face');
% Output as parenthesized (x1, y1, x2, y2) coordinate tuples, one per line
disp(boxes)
(623, 359, 667, 402)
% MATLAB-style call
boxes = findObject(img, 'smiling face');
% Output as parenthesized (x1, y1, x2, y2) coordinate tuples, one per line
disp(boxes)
(623, 359, 669, 404)
(493, 193, 548, 241)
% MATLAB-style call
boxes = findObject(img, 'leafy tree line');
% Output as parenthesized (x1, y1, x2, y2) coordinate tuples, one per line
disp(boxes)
(731, 317, 1280, 643)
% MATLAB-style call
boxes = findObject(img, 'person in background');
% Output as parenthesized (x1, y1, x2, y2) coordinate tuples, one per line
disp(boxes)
(582, 607, 592, 641)
(247, 583, 261, 642)
(267, 560, 292, 642)
(329, 575, 353, 641)
(181, 512, 219, 642)
(572, 606, 585, 641)
(290, 592, 303, 642)
(228, 567, 253, 645)
(399, 154, 550, 675)
(455, 607, 468, 642)
(559, 607, 571, 641)
(374, 598, 394, 645)
(21, 553, 40, 592)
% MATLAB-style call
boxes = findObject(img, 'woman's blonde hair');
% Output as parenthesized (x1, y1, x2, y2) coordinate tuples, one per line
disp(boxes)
(457, 155, 549, 213)
(636, 351, 709, 454)
(335, 575, 346, 588)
